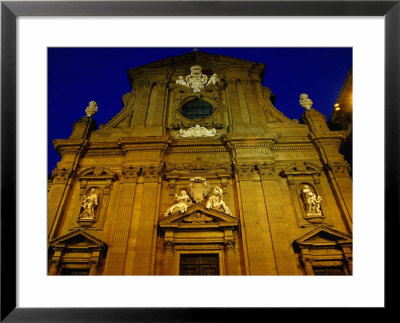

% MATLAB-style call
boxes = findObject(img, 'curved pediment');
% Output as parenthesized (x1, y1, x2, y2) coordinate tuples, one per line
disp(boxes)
(159, 203, 239, 229)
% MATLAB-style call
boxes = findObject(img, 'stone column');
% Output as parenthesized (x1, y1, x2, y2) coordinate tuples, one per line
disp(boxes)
(131, 165, 162, 275)
(103, 166, 139, 275)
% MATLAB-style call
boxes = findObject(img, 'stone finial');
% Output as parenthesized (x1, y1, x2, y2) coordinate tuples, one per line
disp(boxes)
(85, 101, 98, 117)
(299, 93, 313, 110)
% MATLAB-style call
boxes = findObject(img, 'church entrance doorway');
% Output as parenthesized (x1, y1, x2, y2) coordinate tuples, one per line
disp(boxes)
(179, 254, 220, 275)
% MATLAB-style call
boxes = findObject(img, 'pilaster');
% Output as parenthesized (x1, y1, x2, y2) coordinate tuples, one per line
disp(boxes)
(233, 163, 277, 275)
(103, 166, 140, 275)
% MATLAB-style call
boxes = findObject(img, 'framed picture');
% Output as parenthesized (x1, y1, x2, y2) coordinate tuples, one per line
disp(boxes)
(1, 1, 398, 321)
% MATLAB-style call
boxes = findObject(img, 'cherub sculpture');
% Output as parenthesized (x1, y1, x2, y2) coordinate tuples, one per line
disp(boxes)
(299, 93, 313, 110)
(164, 190, 192, 216)
(206, 186, 232, 215)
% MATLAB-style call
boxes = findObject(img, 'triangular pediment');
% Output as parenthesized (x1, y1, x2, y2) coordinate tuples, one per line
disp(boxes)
(130, 50, 263, 72)
(49, 229, 107, 249)
(159, 203, 239, 229)
(294, 226, 352, 247)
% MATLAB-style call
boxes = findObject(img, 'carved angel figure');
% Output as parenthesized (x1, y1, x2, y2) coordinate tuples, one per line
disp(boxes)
(85, 101, 98, 117)
(185, 65, 208, 92)
(301, 185, 323, 217)
(299, 93, 313, 110)
(176, 76, 187, 86)
(179, 125, 217, 138)
(79, 188, 98, 220)
(164, 190, 192, 217)
(206, 73, 220, 86)
(206, 187, 232, 215)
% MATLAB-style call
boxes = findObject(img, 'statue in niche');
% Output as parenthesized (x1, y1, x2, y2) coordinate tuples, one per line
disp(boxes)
(179, 124, 217, 138)
(301, 185, 323, 217)
(79, 188, 99, 220)
(85, 101, 98, 117)
(206, 73, 220, 86)
(164, 190, 192, 217)
(176, 76, 187, 86)
(299, 93, 313, 110)
(206, 186, 232, 215)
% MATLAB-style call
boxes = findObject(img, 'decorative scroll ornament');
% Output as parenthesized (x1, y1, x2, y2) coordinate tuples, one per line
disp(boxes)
(164, 190, 192, 217)
(188, 177, 210, 203)
(301, 185, 323, 218)
(206, 186, 232, 215)
(85, 101, 98, 117)
(178, 124, 217, 138)
(299, 93, 313, 110)
(79, 188, 98, 221)
(176, 65, 219, 93)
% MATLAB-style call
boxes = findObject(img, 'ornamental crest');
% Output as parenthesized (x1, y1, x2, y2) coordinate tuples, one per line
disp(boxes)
(176, 65, 220, 92)
(188, 177, 210, 203)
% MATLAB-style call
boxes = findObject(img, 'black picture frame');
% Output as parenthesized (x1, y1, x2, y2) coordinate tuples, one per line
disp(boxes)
(1, 1, 398, 321)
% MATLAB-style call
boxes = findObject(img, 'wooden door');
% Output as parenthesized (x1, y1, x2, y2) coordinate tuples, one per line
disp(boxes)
(179, 254, 219, 275)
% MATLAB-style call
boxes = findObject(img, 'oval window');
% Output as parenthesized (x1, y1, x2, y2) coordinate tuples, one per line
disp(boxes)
(181, 99, 213, 119)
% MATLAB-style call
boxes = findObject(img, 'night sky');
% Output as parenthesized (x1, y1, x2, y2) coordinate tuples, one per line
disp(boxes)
(48, 47, 352, 175)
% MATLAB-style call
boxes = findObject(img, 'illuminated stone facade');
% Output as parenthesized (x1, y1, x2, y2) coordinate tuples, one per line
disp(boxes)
(48, 51, 352, 275)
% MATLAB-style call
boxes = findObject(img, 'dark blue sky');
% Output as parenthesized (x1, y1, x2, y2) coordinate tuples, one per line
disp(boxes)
(48, 47, 352, 175)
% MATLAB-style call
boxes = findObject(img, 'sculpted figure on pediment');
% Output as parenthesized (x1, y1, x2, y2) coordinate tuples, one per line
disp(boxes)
(206, 186, 232, 215)
(164, 190, 192, 217)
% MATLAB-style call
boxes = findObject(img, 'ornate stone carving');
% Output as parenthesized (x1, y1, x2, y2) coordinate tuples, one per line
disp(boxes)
(141, 165, 162, 182)
(301, 185, 324, 219)
(177, 124, 218, 138)
(121, 165, 140, 183)
(164, 190, 192, 217)
(233, 163, 255, 181)
(176, 65, 220, 93)
(183, 212, 213, 223)
(206, 74, 220, 86)
(326, 161, 351, 178)
(165, 159, 232, 174)
(188, 177, 210, 203)
(224, 240, 235, 250)
(299, 93, 313, 110)
(78, 188, 99, 224)
(257, 162, 276, 179)
(85, 100, 98, 117)
(206, 186, 232, 215)
(51, 168, 76, 184)
(176, 76, 187, 86)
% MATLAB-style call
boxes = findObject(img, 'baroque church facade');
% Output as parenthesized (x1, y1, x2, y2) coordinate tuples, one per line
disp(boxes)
(48, 51, 352, 276)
